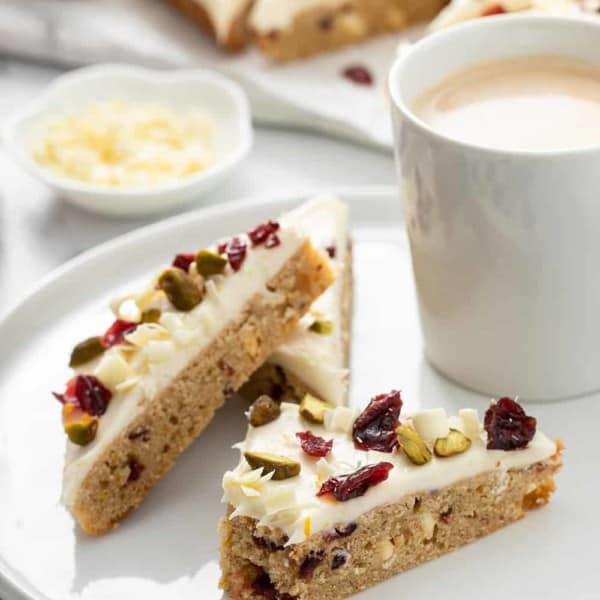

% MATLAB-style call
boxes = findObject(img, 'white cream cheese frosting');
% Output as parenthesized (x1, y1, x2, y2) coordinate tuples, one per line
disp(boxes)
(195, 0, 251, 41)
(222, 402, 558, 544)
(249, 0, 349, 33)
(272, 196, 350, 406)
(62, 225, 309, 506)
(430, 0, 592, 30)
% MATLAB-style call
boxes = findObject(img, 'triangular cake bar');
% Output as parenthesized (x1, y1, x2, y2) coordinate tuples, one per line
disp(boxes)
(166, 0, 448, 60)
(53, 206, 334, 535)
(220, 393, 562, 599)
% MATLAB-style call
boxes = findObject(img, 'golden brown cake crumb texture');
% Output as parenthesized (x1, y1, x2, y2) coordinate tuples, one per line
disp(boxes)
(241, 241, 353, 404)
(166, 0, 253, 50)
(164, 0, 447, 59)
(255, 0, 449, 62)
(72, 241, 333, 535)
(219, 454, 562, 600)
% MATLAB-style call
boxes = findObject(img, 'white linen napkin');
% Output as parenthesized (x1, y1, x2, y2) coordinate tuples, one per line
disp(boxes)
(0, 0, 424, 150)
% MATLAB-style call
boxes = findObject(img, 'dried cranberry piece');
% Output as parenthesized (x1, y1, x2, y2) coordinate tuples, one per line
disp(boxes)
(319, 15, 334, 30)
(127, 458, 145, 483)
(251, 571, 294, 600)
(296, 431, 333, 457)
(299, 550, 324, 579)
(334, 522, 357, 537)
(317, 462, 393, 502)
(217, 359, 236, 377)
(248, 221, 280, 247)
(352, 390, 402, 452)
(128, 426, 150, 442)
(484, 397, 536, 451)
(221, 237, 247, 272)
(264, 233, 281, 248)
(75, 375, 112, 416)
(331, 549, 350, 570)
(323, 522, 357, 542)
(171, 253, 195, 272)
(440, 507, 452, 524)
(53, 377, 77, 404)
(54, 374, 112, 416)
(252, 534, 288, 552)
(325, 245, 336, 259)
(481, 3, 506, 16)
(343, 65, 374, 86)
(101, 319, 138, 348)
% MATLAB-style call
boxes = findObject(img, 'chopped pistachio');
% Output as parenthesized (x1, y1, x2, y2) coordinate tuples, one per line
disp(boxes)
(158, 267, 203, 311)
(396, 424, 432, 466)
(244, 451, 301, 480)
(62, 405, 98, 446)
(309, 320, 334, 335)
(300, 393, 334, 424)
(196, 249, 227, 277)
(69, 336, 105, 368)
(141, 308, 161, 323)
(434, 429, 472, 458)
(248, 395, 281, 427)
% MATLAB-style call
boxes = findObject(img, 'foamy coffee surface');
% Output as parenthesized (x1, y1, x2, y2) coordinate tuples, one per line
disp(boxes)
(413, 56, 600, 151)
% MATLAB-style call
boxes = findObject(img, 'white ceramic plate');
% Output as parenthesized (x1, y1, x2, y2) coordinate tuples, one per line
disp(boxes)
(0, 187, 594, 600)
(2, 64, 253, 218)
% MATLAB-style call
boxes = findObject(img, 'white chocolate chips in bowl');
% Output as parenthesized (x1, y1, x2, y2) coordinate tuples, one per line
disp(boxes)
(2, 65, 253, 217)
(30, 100, 216, 189)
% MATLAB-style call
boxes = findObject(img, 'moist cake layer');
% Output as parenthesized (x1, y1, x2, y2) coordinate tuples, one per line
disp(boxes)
(220, 458, 560, 600)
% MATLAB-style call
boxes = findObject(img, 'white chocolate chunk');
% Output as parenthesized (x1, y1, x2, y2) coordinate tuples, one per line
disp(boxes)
(459, 408, 482, 441)
(324, 406, 358, 435)
(116, 376, 141, 393)
(420, 512, 436, 540)
(143, 340, 176, 363)
(160, 312, 183, 334)
(173, 327, 201, 347)
(377, 538, 395, 563)
(315, 457, 335, 478)
(125, 323, 169, 347)
(412, 408, 450, 441)
(94, 352, 134, 390)
(109, 294, 129, 316)
(141, 377, 157, 400)
(117, 298, 141, 323)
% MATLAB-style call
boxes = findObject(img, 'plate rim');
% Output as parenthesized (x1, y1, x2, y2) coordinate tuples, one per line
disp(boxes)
(0, 184, 399, 600)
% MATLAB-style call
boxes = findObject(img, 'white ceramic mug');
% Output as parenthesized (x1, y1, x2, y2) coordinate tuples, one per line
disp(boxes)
(389, 16, 600, 400)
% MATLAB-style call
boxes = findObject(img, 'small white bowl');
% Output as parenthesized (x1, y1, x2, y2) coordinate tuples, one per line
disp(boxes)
(2, 64, 253, 218)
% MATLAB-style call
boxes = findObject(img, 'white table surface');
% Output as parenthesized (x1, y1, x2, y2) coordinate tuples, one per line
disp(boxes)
(0, 58, 396, 316)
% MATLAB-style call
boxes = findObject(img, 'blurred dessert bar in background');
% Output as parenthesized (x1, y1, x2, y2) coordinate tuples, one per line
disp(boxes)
(166, 0, 449, 60)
